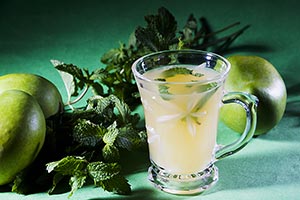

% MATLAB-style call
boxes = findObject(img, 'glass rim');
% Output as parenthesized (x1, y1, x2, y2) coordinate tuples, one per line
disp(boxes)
(132, 49, 231, 85)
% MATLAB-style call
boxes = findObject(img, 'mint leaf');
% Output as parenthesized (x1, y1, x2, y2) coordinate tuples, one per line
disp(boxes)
(154, 78, 166, 82)
(102, 144, 120, 162)
(158, 84, 170, 95)
(89, 68, 106, 81)
(11, 171, 27, 194)
(51, 60, 86, 97)
(46, 156, 89, 197)
(87, 162, 130, 195)
(52, 60, 106, 109)
(46, 157, 131, 196)
(108, 95, 132, 124)
(51, 60, 75, 104)
(115, 126, 147, 150)
(69, 175, 86, 197)
(160, 67, 204, 79)
(86, 95, 140, 127)
(87, 162, 121, 181)
(101, 43, 129, 65)
(102, 122, 120, 161)
(46, 156, 88, 176)
(98, 174, 131, 195)
(155, 67, 205, 100)
(86, 95, 114, 125)
(73, 119, 105, 147)
(135, 7, 177, 51)
(161, 67, 193, 78)
(103, 122, 119, 145)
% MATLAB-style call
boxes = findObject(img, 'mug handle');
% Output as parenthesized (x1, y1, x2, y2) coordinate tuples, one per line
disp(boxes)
(215, 91, 258, 160)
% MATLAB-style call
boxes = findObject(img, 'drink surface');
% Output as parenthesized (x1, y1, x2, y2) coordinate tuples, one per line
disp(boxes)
(138, 65, 223, 174)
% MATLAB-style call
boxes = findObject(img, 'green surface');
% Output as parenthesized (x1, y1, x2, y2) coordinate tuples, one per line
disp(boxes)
(0, 0, 300, 199)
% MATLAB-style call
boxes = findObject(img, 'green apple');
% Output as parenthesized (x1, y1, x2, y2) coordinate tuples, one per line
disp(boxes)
(220, 55, 287, 135)
(0, 90, 46, 185)
(0, 73, 63, 118)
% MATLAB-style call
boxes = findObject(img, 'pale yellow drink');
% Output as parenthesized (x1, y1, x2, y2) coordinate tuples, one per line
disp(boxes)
(139, 66, 223, 174)
(133, 50, 258, 195)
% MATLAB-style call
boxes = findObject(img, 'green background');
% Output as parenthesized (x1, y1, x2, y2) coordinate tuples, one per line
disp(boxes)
(0, 0, 300, 199)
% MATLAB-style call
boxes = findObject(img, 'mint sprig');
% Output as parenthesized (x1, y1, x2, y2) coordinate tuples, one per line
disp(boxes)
(40, 92, 146, 197)
(46, 156, 130, 197)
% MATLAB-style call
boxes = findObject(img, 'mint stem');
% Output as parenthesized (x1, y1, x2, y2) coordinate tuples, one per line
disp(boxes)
(66, 85, 90, 109)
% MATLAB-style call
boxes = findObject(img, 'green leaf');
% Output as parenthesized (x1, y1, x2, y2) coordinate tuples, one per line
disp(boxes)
(46, 156, 88, 176)
(181, 14, 198, 44)
(155, 84, 172, 101)
(108, 95, 132, 124)
(46, 157, 89, 197)
(97, 174, 131, 195)
(155, 67, 204, 100)
(11, 171, 27, 194)
(161, 67, 193, 78)
(85, 95, 116, 126)
(91, 82, 104, 96)
(69, 175, 87, 198)
(89, 68, 106, 81)
(51, 60, 75, 103)
(162, 67, 204, 78)
(51, 60, 86, 97)
(87, 161, 121, 182)
(135, 7, 178, 51)
(87, 162, 130, 195)
(87, 95, 112, 115)
(116, 126, 147, 150)
(101, 43, 129, 65)
(103, 122, 119, 145)
(54, 62, 85, 81)
(85, 95, 140, 127)
(102, 144, 120, 162)
(73, 119, 106, 147)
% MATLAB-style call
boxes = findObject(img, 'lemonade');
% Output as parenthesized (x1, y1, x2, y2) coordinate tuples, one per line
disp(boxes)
(138, 65, 224, 174)
(133, 50, 258, 194)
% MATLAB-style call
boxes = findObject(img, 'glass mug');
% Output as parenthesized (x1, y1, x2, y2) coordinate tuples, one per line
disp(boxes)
(132, 50, 258, 195)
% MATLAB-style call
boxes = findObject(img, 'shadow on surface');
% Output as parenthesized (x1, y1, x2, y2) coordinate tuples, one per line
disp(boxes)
(285, 99, 300, 126)
(287, 83, 300, 96)
(88, 188, 170, 200)
(223, 43, 275, 55)
(118, 148, 150, 175)
(261, 99, 300, 141)
(212, 147, 300, 193)
(283, 82, 300, 120)
(0, 185, 10, 192)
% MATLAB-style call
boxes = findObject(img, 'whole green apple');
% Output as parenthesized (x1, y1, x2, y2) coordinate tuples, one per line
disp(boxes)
(0, 90, 46, 185)
(0, 73, 63, 118)
(220, 55, 287, 135)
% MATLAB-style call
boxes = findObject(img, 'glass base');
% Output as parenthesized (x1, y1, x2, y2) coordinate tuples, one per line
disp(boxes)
(148, 162, 218, 195)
